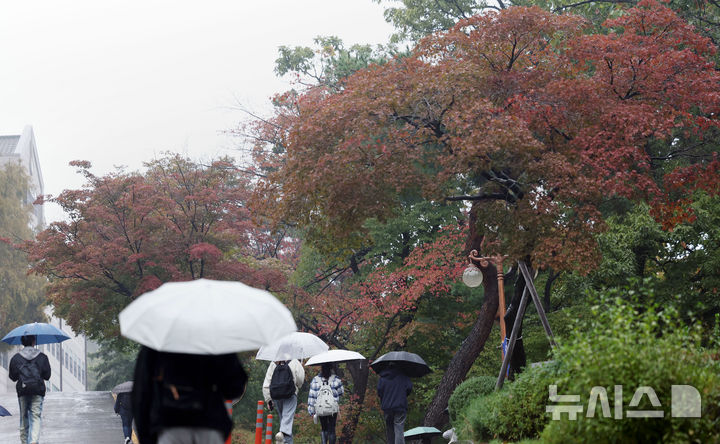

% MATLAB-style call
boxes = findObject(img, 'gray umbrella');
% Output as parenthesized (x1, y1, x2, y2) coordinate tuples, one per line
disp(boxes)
(370, 351, 431, 378)
(112, 381, 133, 394)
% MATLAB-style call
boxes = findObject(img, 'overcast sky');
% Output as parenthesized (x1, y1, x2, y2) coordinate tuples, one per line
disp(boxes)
(0, 0, 395, 222)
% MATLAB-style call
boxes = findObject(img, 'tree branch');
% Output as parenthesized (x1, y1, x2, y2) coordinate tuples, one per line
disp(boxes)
(554, 0, 635, 12)
(445, 193, 507, 201)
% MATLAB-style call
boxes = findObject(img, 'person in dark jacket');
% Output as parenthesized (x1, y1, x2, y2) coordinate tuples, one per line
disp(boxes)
(131, 346, 247, 444)
(8, 335, 51, 444)
(377, 365, 412, 444)
(114, 391, 134, 444)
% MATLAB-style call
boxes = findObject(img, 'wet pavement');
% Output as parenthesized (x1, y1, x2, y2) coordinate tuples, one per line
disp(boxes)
(0, 391, 125, 443)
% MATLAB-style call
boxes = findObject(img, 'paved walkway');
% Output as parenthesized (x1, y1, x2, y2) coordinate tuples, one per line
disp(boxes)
(0, 391, 125, 444)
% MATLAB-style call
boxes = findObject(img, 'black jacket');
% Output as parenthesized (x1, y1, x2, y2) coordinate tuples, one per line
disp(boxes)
(8, 347, 51, 397)
(377, 367, 412, 412)
(132, 346, 247, 444)
(115, 392, 133, 418)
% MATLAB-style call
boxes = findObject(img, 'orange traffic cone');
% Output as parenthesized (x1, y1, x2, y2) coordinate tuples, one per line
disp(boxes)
(225, 400, 233, 444)
(264, 414, 274, 444)
(255, 400, 265, 444)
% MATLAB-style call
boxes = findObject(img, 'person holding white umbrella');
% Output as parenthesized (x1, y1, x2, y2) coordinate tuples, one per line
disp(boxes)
(133, 346, 247, 444)
(257, 332, 328, 444)
(305, 349, 364, 444)
(118, 279, 297, 444)
(262, 359, 305, 444)
(307, 363, 344, 444)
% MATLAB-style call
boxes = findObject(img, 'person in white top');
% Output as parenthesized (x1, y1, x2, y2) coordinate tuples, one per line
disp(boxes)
(262, 359, 305, 444)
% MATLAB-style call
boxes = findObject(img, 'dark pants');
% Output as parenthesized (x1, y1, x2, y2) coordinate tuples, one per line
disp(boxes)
(120, 412, 133, 439)
(383, 409, 406, 444)
(319, 413, 337, 444)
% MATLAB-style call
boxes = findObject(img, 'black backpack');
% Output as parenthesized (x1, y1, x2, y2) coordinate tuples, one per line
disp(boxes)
(18, 358, 44, 390)
(156, 364, 216, 412)
(269, 362, 295, 400)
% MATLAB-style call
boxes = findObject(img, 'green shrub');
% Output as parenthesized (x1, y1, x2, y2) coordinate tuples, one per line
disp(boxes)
(541, 294, 720, 444)
(448, 375, 496, 423)
(461, 361, 561, 442)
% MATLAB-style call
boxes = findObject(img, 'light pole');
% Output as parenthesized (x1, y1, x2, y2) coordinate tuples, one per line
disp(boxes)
(462, 249, 507, 360)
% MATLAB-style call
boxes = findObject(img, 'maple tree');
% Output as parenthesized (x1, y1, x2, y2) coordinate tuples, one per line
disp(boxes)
(26, 154, 292, 347)
(250, 0, 720, 427)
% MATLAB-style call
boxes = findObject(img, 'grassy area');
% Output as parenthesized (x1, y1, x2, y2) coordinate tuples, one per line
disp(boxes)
(232, 427, 257, 443)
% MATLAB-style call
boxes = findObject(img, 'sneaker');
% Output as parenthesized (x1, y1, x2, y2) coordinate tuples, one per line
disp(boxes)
(125, 438, 131, 444)
(275, 432, 284, 444)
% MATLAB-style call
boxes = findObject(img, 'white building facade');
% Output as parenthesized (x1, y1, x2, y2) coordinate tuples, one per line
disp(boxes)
(0, 125, 45, 228)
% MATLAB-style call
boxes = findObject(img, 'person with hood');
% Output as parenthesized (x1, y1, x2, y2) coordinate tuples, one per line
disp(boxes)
(8, 334, 51, 444)
(307, 363, 344, 444)
(377, 363, 412, 444)
(262, 359, 305, 444)
(131, 345, 247, 444)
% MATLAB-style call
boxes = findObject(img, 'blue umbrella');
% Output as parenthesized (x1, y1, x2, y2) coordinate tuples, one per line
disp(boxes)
(1, 322, 71, 345)
(0, 404, 11, 416)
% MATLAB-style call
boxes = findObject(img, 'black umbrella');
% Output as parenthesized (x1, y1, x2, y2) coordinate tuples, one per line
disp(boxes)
(112, 381, 133, 394)
(370, 351, 431, 377)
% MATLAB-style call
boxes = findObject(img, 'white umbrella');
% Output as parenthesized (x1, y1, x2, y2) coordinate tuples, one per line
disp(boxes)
(305, 349, 366, 366)
(119, 279, 296, 354)
(256, 332, 328, 361)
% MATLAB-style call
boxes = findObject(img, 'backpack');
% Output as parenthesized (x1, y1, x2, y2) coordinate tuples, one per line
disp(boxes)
(315, 376, 339, 416)
(269, 362, 295, 400)
(156, 363, 216, 412)
(18, 358, 44, 391)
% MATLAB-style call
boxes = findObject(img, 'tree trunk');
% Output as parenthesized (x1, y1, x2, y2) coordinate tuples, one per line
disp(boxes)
(423, 201, 512, 428)
(423, 265, 499, 428)
(543, 269, 560, 312)
(339, 359, 370, 443)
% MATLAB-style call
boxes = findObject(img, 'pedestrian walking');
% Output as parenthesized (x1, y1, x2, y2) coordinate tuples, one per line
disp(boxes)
(132, 345, 247, 444)
(377, 363, 412, 444)
(114, 390, 134, 444)
(307, 363, 344, 444)
(262, 359, 305, 444)
(8, 334, 51, 444)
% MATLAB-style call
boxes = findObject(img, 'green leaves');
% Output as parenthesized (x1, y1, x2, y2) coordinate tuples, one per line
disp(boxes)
(274, 35, 396, 90)
(543, 293, 720, 443)
(0, 163, 46, 330)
